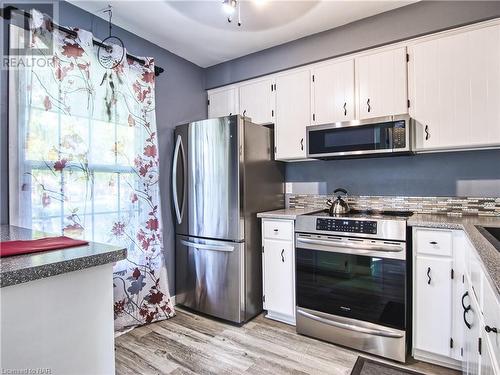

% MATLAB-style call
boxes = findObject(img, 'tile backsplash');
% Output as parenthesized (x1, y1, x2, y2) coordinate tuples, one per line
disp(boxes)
(286, 194, 500, 217)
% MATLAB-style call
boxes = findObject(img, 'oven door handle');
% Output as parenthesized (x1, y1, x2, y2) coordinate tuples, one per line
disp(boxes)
(296, 237, 404, 253)
(297, 309, 404, 338)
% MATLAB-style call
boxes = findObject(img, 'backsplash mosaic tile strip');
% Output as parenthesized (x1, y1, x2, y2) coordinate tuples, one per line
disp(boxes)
(286, 195, 500, 217)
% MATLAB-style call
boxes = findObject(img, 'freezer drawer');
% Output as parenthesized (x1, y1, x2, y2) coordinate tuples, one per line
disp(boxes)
(175, 235, 245, 323)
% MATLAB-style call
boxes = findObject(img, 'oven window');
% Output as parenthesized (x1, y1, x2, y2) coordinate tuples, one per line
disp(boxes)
(308, 122, 398, 154)
(296, 248, 406, 330)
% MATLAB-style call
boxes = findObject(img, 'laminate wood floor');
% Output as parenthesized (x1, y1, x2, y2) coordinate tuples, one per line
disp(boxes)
(115, 308, 460, 375)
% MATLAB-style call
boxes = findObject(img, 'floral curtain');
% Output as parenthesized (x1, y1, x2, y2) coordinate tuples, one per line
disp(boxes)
(9, 10, 175, 330)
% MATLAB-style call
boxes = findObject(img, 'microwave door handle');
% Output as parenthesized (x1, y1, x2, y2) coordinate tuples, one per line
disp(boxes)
(297, 309, 404, 338)
(296, 237, 404, 252)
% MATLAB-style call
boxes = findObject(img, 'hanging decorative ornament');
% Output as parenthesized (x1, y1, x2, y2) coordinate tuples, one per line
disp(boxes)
(97, 5, 125, 69)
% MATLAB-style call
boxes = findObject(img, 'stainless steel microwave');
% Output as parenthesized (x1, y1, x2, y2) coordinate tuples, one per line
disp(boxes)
(306, 114, 413, 159)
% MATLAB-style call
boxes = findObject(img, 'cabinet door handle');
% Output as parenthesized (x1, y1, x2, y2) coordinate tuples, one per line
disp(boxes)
(425, 125, 430, 140)
(427, 267, 431, 285)
(429, 241, 438, 245)
(462, 291, 471, 311)
(343, 102, 347, 116)
(273, 228, 279, 232)
(485, 325, 498, 334)
(300, 138, 304, 151)
(464, 309, 471, 330)
(281, 249, 285, 262)
(243, 110, 247, 116)
(367, 98, 371, 113)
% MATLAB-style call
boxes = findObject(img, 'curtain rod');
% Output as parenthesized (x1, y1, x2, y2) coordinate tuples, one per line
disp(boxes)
(1, 6, 165, 77)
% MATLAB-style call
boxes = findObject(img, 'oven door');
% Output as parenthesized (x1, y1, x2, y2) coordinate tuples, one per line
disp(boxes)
(295, 234, 407, 331)
(306, 114, 411, 158)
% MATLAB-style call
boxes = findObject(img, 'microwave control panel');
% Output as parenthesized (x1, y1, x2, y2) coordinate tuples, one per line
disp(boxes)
(316, 218, 377, 234)
(392, 121, 406, 149)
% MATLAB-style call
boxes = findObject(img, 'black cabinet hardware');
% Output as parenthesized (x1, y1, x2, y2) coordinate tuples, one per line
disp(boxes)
(451, 268, 454, 279)
(464, 309, 471, 329)
(462, 291, 471, 311)
(367, 98, 371, 113)
(281, 249, 285, 262)
(450, 338, 453, 348)
(300, 138, 304, 151)
(343, 102, 347, 116)
(478, 337, 482, 355)
(427, 267, 431, 285)
(271, 109, 274, 117)
(429, 241, 437, 245)
(485, 325, 498, 334)
(425, 125, 430, 140)
(273, 229, 278, 232)
(243, 110, 247, 116)
(313, 113, 316, 121)
(312, 74, 315, 82)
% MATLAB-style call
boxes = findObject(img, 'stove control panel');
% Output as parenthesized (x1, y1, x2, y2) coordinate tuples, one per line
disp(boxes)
(316, 218, 377, 234)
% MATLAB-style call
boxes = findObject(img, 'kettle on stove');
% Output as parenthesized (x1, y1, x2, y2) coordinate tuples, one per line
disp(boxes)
(326, 188, 350, 216)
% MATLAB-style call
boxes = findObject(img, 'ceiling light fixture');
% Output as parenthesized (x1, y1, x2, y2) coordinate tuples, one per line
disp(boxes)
(222, 0, 237, 15)
(222, 0, 242, 27)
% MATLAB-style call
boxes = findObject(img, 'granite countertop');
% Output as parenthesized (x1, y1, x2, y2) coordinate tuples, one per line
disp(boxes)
(257, 207, 321, 220)
(1, 225, 127, 288)
(408, 214, 500, 295)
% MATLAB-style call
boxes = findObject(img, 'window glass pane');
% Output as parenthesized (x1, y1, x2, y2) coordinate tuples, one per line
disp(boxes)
(60, 113, 89, 160)
(94, 213, 120, 244)
(62, 169, 92, 226)
(30, 168, 62, 219)
(25, 109, 59, 162)
(94, 172, 119, 213)
(116, 124, 136, 165)
(90, 119, 116, 165)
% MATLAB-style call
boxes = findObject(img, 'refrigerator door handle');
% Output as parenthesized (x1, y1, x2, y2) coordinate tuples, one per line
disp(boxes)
(172, 134, 186, 224)
(180, 239, 234, 252)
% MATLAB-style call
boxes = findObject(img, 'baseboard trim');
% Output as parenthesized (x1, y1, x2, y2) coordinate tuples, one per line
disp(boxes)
(265, 310, 296, 326)
(413, 349, 462, 371)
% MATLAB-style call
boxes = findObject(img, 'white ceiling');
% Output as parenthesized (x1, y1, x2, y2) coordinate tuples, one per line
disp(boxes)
(69, 0, 416, 68)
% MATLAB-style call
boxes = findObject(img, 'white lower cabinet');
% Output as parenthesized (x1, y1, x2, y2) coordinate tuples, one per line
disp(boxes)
(413, 227, 500, 374)
(261, 219, 295, 325)
(414, 255, 453, 358)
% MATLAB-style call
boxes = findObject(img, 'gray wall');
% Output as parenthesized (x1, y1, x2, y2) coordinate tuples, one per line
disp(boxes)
(206, 1, 500, 88)
(0, 1, 207, 295)
(286, 150, 500, 197)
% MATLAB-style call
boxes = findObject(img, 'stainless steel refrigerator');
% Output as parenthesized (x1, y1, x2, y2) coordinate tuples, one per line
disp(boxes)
(172, 115, 284, 323)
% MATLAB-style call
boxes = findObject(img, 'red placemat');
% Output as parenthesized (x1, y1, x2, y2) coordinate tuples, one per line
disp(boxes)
(0, 236, 89, 257)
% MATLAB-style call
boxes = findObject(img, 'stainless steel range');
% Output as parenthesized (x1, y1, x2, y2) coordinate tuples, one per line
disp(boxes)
(295, 209, 412, 362)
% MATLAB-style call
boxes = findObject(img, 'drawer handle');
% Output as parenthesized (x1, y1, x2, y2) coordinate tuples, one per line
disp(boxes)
(273, 229, 279, 232)
(485, 326, 498, 334)
(427, 267, 431, 285)
(281, 249, 285, 262)
(429, 241, 438, 245)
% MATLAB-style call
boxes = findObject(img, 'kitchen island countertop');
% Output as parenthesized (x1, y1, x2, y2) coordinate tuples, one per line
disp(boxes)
(0, 225, 126, 288)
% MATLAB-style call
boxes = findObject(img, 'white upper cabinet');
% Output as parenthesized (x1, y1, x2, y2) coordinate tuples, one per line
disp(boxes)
(356, 47, 408, 120)
(239, 78, 275, 125)
(275, 69, 310, 160)
(409, 24, 500, 151)
(208, 87, 239, 118)
(311, 59, 355, 124)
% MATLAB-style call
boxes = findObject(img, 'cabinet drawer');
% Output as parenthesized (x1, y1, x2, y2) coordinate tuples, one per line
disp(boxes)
(263, 220, 294, 240)
(414, 228, 453, 256)
(482, 276, 500, 363)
